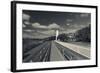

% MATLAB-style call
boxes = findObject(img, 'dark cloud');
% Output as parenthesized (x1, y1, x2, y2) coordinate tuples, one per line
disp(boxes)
(23, 10, 91, 36)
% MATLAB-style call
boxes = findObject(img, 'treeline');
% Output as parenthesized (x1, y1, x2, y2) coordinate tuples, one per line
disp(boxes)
(76, 25, 91, 42)
(57, 25, 91, 42)
(58, 34, 69, 42)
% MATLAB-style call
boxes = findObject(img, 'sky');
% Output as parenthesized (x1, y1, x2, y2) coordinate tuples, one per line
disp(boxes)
(22, 10, 91, 39)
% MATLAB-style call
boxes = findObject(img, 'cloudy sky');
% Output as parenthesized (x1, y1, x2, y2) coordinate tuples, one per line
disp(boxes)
(22, 10, 91, 39)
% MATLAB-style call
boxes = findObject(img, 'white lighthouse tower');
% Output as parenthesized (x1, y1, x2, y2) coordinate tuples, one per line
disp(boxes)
(56, 30, 59, 40)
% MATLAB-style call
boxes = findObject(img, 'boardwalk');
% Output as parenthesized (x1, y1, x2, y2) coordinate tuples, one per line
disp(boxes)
(23, 40, 90, 63)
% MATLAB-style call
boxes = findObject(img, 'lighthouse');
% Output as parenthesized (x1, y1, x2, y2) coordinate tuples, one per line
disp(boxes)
(56, 30, 59, 40)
